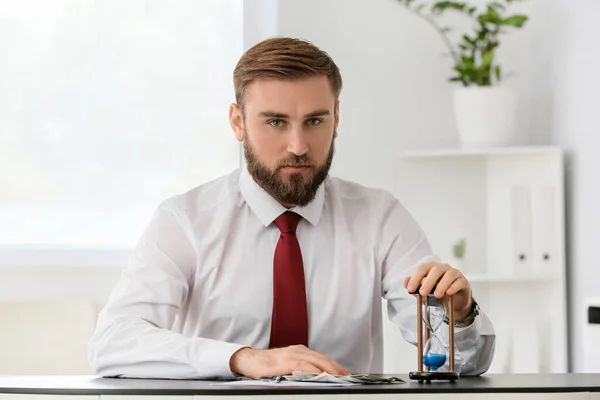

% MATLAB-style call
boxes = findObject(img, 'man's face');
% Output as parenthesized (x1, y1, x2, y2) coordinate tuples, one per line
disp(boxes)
(230, 75, 338, 207)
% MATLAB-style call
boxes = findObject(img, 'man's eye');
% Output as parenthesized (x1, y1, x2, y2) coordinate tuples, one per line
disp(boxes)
(269, 119, 284, 127)
(306, 118, 322, 126)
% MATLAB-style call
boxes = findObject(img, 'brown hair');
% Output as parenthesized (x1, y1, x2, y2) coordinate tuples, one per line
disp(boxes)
(233, 36, 342, 109)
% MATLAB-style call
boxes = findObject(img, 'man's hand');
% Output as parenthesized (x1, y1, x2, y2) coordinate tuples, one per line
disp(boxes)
(229, 345, 350, 380)
(403, 261, 473, 321)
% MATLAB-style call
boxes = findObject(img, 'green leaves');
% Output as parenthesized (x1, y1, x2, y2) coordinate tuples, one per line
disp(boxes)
(451, 53, 493, 86)
(481, 51, 494, 69)
(395, 0, 529, 86)
(490, 2, 506, 10)
(502, 15, 528, 27)
(462, 34, 476, 47)
(431, 1, 467, 14)
(453, 238, 466, 259)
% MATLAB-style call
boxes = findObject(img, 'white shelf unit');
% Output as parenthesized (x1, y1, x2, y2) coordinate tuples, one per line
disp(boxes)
(394, 146, 568, 374)
(401, 145, 562, 159)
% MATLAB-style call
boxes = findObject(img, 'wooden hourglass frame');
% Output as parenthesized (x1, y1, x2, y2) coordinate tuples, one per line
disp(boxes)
(408, 286, 460, 383)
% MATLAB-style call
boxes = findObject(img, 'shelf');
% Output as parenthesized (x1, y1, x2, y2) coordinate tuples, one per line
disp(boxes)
(401, 146, 562, 160)
(396, 144, 568, 374)
(464, 273, 560, 283)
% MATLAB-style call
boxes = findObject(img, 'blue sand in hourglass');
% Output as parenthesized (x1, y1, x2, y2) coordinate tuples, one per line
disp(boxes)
(423, 353, 447, 371)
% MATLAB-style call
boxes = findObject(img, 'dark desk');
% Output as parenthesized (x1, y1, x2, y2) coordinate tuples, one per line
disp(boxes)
(0, 374, 599, 399)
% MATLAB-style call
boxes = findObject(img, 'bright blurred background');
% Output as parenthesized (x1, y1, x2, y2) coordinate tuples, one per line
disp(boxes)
(0, 0, 599, 376)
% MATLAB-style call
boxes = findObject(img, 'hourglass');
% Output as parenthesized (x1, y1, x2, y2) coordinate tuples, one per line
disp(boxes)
(408, 286, 460, 383)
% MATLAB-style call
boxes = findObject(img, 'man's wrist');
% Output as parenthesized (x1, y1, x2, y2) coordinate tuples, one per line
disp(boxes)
(447, 298, 479, 327)
(229, 346, 253, 375)
(455, 297, 474, 320)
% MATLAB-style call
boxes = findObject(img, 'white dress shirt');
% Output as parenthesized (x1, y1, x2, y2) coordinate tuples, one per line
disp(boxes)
(88, 166, 495, 379)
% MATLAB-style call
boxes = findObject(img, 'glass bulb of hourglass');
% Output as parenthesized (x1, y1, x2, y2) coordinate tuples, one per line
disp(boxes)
(425, 299, 446, 331)
(423, 336, 447, 371)
(422, 296, 448, 371)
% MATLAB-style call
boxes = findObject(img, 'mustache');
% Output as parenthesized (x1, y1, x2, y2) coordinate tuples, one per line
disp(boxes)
(275, 155, 316, 169)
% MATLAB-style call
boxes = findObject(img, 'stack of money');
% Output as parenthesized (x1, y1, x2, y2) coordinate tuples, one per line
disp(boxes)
(281, 371, 405, 385)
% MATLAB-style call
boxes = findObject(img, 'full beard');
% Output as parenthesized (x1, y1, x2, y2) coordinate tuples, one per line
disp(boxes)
(243, 136, 335, 207)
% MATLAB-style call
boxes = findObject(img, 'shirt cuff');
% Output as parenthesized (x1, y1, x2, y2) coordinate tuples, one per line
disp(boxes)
(443, 308, 495, 344)
(453, 314, 481, 339)
(191, 338, 250, 378)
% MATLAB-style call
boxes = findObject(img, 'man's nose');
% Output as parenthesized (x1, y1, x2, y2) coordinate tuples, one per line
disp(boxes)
(286, 127, 309, 156)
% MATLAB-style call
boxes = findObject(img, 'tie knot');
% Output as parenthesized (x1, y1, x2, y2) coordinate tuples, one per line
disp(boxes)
(274, 211, 302, 234)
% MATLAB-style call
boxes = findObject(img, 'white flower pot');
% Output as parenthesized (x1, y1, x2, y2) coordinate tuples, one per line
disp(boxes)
(453, 86, 518, 148)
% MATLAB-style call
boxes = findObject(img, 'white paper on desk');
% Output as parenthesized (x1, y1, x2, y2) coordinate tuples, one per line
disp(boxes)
(210, 380, 352, 387)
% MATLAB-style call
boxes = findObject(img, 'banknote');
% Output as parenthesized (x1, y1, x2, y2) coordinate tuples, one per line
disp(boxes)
(280, 371, 405, 385)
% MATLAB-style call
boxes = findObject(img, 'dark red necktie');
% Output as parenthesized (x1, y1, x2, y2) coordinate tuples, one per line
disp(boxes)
(269, 211, 309, 348)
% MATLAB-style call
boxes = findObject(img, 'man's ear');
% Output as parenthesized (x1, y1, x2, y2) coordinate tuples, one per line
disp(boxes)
(333, 100, 340, 138)
(229, 103, 245, 142)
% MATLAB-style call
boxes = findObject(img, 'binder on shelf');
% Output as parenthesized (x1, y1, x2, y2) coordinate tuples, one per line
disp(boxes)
(509, 185, 533, 274)
(530, 184, 555, 275)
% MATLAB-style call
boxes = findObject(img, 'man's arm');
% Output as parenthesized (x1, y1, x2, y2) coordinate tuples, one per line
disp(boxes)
(377, 193, 496, 376)
(87, 202, 248, 379)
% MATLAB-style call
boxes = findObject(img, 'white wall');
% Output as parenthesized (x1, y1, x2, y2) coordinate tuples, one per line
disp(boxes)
(0, 266, 122, 374)
(0, 266, 121, 307)
(541, 0, 600, 373)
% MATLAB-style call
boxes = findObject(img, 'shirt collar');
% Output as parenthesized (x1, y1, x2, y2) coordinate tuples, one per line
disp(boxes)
(239, 166, 325, 227)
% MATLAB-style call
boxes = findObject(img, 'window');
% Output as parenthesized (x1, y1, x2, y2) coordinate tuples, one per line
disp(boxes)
(0, 0, 244, 250)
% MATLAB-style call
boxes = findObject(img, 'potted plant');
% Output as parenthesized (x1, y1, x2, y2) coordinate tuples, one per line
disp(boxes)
(395, 0, 528, 148)
(451, 238, 467, 271)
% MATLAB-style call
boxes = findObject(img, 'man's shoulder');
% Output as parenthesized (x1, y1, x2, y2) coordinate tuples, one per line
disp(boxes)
(326, 175, 398, 204)
(326, 176, 425, 240)
(159, 168, 241, 215)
